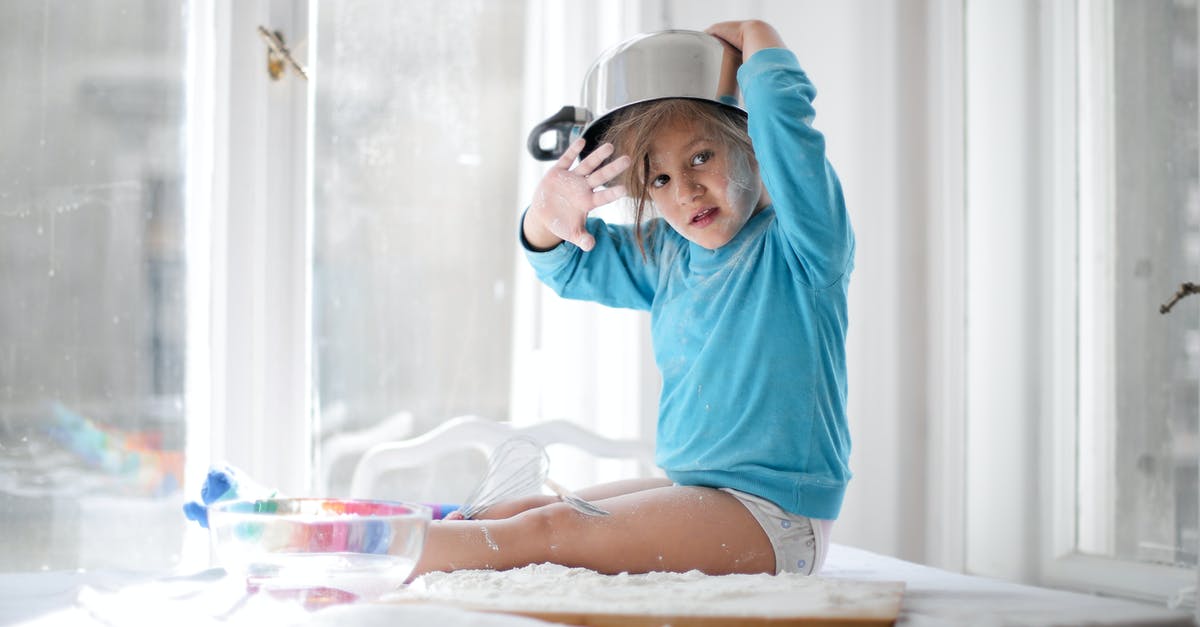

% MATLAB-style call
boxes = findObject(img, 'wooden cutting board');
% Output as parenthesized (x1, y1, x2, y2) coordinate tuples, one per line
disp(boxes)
(457, 601, 903, 627)
(390, 565, 905, 626)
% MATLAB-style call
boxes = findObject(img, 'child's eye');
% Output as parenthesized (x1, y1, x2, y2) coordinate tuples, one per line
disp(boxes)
(651, 174, 670, 189)
(691, 150, 713, 166)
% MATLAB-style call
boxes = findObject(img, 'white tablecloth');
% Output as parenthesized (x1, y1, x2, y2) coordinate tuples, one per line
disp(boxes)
(1, 544, 1193, 627)
(820, 544, 1193, 627)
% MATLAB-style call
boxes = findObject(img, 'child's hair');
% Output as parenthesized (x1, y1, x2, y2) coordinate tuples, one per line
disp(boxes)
(599, 99, 753, 258)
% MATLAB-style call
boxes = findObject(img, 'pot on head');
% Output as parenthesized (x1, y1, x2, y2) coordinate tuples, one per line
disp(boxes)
(527, 29, 745, 161)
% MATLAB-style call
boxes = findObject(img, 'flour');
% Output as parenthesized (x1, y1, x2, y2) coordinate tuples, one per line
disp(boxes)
(724, 148, 759, 216)
(481, 527, 500, 551)
(390, 563, 903, 619)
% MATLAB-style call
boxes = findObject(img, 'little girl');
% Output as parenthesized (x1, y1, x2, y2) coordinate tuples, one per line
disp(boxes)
(412, 19, 853, 578)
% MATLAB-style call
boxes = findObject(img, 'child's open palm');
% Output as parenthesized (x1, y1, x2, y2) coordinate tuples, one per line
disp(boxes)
(527, 139, 630, 252)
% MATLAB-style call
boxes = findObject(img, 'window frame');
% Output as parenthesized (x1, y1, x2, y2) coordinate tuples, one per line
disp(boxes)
(923, 0, 967, 574)
(963, 0, 1196, 604)
(1035, 0, 1197, 604)
(955, 0, 1200, 602)
(182, 0, 313, 570)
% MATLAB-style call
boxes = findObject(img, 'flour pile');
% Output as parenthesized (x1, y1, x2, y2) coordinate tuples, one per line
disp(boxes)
(391, 563, 902, 618)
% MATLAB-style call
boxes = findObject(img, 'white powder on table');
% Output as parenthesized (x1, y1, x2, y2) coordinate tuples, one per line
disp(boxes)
(389, 563, 903, 620)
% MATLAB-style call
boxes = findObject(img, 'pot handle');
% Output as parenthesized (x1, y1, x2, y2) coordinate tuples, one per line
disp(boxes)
(527, 106, 588, 161)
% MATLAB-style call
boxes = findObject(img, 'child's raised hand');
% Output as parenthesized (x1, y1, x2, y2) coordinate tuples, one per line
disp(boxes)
(525, 139, 631, 252)
(706, 20, 786, 60)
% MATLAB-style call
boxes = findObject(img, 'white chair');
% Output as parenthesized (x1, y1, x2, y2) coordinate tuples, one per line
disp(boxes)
(348, 415, 657, 500)
(320, 410, 415, 494)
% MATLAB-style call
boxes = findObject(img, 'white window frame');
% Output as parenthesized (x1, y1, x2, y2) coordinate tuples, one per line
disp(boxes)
(1036, 0, 1196, 604)
(183, 0, 313, 568)
(964, 0, 1195, 604)
(964, 0, 1044, 584)
(924, 0, 967, 574)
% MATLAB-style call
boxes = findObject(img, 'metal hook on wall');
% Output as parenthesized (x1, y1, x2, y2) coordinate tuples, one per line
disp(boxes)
(257, 26, 308, 81)
(1160, 282, 1200, 315)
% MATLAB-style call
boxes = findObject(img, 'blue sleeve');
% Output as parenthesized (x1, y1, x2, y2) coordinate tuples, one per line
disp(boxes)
(738, 48, 854, 288)
(520, 212, 657, 311)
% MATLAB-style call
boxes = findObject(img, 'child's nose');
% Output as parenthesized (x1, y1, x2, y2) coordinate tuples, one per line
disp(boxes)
(676, 176, 703, 204)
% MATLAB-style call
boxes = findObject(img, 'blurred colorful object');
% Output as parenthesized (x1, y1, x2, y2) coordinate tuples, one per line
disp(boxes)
(182, 463, 459, 528)
(46, 402, 183, 497)
(207, 497, 431, 598)
(182, 463, 277, 528)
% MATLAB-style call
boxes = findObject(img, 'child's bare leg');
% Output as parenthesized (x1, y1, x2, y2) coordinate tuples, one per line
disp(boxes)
(469, 494, 557, 519)
(411, 485, 773, 577)
(470, 477, 674, 520)
(573, 477, 673, 501)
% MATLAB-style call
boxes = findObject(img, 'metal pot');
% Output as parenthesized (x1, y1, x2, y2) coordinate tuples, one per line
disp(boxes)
(526, 29, 744, 161)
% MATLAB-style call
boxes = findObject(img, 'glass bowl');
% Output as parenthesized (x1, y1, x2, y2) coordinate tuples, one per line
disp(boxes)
(208, 498, 431, 599)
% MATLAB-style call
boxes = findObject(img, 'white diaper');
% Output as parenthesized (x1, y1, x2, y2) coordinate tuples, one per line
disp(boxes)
(719, 487, 831, 575)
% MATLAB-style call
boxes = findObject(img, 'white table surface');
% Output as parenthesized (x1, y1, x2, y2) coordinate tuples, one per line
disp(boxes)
(820, 544, 1194, 627)
(1, 544, 1193, 627)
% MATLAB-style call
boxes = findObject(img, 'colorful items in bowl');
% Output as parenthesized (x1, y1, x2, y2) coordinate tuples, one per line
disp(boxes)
(208, 498, 431, 599)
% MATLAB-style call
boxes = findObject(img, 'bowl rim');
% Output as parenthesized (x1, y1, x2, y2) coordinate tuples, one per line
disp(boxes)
(207, 497, 433, 521)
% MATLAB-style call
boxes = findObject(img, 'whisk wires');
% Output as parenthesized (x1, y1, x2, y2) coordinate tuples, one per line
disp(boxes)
(457, 437, 549, 519)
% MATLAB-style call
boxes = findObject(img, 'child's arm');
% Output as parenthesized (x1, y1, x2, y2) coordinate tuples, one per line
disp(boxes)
(711, 20, 853, 288)
(524, 215, 663, 312)
(523, 139, 631, 252)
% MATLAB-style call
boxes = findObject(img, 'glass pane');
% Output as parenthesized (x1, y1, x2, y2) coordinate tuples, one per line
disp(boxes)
(1081, 0, 1200, 568)
(312, 1, 526, 498)
(0, 1, 189, 571)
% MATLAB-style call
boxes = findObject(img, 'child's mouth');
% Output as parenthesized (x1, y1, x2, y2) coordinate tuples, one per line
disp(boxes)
(690, 207, 718, 227)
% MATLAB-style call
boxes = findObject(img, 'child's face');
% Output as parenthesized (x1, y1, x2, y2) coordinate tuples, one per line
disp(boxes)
(646, 121, 764, 250)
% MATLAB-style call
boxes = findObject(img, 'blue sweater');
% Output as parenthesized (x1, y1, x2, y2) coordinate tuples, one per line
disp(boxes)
(522, 48, 854, 519)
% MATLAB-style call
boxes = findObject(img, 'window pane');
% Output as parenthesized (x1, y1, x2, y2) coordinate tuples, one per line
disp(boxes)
(312, 1, 526, 498)
(1081, 0, 1200, 568)
(0, 1, 188, 571)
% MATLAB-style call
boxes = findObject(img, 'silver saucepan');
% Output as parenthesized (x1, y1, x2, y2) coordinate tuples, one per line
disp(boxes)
(526, 29, 745, 161)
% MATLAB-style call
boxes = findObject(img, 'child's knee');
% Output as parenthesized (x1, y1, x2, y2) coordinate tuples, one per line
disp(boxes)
(478, 494, 557, 519)
(521, 500, 587, 541)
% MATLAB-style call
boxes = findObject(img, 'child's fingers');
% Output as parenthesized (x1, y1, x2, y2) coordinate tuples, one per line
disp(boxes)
(575, 142, 615, 175)
(706, 21, 746, 52)
(547, 215, 596, 252)
(592, 185, 628, 207)
(564, 219, 596, 251)
(554, 138, 586, 170)
(712, 35, 742, 58)
(552, 218, 595, 251)
(586, 155, 632, 189)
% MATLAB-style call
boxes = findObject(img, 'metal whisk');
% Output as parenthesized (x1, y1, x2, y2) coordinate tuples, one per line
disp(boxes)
(456, 437, 549, 519)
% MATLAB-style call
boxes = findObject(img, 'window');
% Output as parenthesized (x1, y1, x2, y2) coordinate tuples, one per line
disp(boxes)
(966, 0, 1200, 602)
(1078, 0, 1200, 570)
(1073, 0, 1199, 588)
(0, 0, 190, 571)
(0, 1, 652, 574)
(310, 1, 659, 499)
(311, 0, 528, 499)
